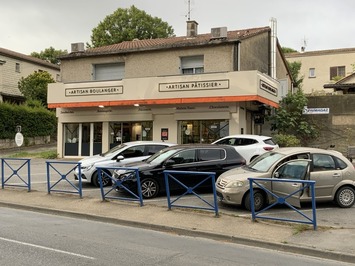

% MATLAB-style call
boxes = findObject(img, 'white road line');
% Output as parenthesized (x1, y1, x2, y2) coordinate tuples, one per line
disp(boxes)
(0, 236, 95, 260)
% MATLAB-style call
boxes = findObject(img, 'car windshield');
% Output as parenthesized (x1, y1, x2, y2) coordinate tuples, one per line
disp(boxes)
(247, 151, 284, 172)
(145, 148, 180, 165)
(101, 143, 126, 157)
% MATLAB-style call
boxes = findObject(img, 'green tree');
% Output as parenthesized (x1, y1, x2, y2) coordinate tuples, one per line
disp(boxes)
(288, 61, 304, 89)
(282, 47, 298, 53)
(88, 5, 174, 48)
(269, 89, 319, 146)
(18, 71, 55, 106)
(30, 46, 68, 65)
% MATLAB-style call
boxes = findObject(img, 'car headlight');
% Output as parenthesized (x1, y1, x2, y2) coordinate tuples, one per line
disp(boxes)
(225, 181, 244, 188)
(86, 164, 94, 171)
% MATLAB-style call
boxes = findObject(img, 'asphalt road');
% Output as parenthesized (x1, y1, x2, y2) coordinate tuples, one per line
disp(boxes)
(2, 158, 355, 229)
(0, 207, 352, 266)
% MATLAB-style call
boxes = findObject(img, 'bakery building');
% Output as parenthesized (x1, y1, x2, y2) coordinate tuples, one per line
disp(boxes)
(48, 20, 292, 158)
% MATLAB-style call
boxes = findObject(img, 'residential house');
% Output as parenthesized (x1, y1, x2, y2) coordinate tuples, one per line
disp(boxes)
(0, 47, 60, 103)
(48, 21, 292, 158)
(285, 48, 355, 94)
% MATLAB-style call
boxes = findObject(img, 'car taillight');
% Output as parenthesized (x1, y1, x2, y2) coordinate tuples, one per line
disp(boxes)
(263, 147, 274, 151)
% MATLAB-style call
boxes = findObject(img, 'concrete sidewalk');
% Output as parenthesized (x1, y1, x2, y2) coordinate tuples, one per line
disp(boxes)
(0, 188, 354, 264)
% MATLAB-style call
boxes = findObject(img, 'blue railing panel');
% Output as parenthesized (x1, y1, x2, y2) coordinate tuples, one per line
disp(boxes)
(248, 177, 317, 230)
(46, 161, 82, 197)
(96, 167, 143, 206)
(1, 158, 31, 191)
(164, 170, 219, 216)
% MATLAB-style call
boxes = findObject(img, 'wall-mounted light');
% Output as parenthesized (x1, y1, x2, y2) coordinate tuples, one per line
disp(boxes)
(134, 103, 140, 107)
(98, 105, 104, 108)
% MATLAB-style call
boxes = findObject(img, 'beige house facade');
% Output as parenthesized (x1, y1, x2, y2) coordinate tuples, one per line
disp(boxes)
(48, 22, 292, 158)
(285, 48, 355, 94)
(0, 48, 60, 103)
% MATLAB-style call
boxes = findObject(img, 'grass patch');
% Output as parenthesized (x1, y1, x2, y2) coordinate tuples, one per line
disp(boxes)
(8, 149, 58, 159)
(292, 224, 312, 235)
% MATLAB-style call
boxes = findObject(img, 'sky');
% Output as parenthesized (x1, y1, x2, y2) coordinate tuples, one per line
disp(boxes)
(1, 0, 355, 55)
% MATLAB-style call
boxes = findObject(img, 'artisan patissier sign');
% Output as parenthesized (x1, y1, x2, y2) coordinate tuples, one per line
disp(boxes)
(159, 80, 229, 92)
(65, 86, 123, 96)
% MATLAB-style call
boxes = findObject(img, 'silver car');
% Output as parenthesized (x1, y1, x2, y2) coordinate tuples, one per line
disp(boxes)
(74, 141, 176, 187)
(216, 147, 355, 211)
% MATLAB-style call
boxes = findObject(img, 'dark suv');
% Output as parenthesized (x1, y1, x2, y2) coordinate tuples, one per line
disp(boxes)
(112, 144, 246, 199)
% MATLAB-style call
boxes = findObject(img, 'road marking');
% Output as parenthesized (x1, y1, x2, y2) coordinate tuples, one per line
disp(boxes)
(0, 236, 95, 260)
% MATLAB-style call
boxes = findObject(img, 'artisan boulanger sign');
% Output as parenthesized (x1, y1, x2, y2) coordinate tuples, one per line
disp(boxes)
(65, 86, 123, 96)
(260, 80, 277, 96)
(159, 80, 229, 92)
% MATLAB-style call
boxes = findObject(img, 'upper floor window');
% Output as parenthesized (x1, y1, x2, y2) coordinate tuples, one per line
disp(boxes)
(93, 63, 125, 81)
(15, 63, 21, 73)
(309, 68, 316, 78)
(330, 66, 345, 80)
(181, 56, 204, 74)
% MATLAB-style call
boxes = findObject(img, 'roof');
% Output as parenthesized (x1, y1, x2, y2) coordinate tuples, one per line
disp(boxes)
(324, 72, 355, 89)
(61, 26, 271, 59)
(0, 47, 60, 70)
(285, 47, 355, 58)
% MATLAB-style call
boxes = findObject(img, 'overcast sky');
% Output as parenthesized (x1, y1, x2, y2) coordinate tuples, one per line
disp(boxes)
(1, 0, 355, 55)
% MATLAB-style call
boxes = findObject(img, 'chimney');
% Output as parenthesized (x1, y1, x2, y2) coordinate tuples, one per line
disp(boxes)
(186, 20, 198, 37)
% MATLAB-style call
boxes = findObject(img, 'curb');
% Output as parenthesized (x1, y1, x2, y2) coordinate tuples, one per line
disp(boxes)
(1, 201, 354, 264)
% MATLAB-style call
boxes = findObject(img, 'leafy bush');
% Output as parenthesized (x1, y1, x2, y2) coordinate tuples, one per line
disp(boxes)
(273, 134, 301, 147)
(0, 102, 56, 139)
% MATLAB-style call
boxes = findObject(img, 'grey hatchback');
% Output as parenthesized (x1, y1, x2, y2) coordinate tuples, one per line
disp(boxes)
(216, 147, 355, 211)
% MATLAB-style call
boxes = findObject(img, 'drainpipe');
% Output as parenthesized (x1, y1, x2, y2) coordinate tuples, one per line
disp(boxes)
(270, 17, 277, 79)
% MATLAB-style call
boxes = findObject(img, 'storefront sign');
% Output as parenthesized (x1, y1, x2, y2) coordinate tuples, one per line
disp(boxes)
(65, 86, 123, 96)
(161, 128, 169, 141)
(303, 107, 329, 114)
(260, 80, 277, 96)
(159, 80, 229, 92)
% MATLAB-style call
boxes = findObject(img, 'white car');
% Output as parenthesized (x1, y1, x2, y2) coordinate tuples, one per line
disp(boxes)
(212, 134, 279, 164)
(74, 141, 176, 187)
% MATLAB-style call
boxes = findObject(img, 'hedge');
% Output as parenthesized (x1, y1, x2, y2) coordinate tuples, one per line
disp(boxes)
(0, 103, 56, 139)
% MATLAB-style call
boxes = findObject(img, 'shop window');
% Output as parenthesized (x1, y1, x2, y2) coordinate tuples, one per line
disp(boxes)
(93, 63, 125, 81)
(330, 66, 345, 80)
(181, 56, 204, 74)
(179, 120, 229, 144)
(64, 124, 79, 156)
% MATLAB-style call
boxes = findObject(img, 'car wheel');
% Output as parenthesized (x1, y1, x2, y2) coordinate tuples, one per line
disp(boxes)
(92, 170, 112, 188)
(335, 186, 355, 208)
(244, 190, 266, 211)
(141, 178, 159, 199)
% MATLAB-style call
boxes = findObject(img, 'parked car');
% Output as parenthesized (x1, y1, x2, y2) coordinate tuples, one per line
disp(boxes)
(212, 134, 279, 164)
(216, 147, 355, 211)
(74, 141, 176, 187)
(112, 144, 246, 199)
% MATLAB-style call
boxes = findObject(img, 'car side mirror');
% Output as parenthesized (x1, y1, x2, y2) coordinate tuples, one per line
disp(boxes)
(116, 155, 124, 162)
(165, 159, 175, 167)
(273, 171, 280, 178)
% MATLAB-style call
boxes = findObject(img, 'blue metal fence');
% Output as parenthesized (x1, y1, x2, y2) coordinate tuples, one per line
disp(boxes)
(164, 170, 219, 216)
(46, 161, 82, 197)
(97, 167, 143, 206)
(1, 158, 31, 191)
(248, 177, 317, 230)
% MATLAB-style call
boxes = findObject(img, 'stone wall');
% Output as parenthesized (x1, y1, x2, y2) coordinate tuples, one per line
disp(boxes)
(0, 136, 51, 150)
(306, 95, 355, 156)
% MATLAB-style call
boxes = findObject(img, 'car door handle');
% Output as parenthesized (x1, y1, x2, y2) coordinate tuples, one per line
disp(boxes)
(333, 173, 341, 177)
